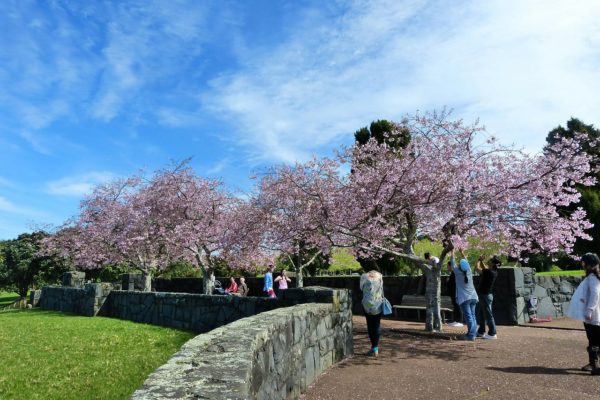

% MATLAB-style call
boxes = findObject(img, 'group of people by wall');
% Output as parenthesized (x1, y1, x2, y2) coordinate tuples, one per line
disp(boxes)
(216, 276, 249, 296)
(359, 249, 600, 378)
(359, 249, 501, 356)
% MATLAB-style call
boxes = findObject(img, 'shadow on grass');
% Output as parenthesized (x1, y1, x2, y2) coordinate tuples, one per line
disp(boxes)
(0, 309, 84, 318)
(487, 366, 588, 376)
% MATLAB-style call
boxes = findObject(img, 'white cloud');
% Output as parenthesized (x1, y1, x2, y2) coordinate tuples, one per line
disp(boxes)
(206, 158, 230, 175)
(205, 0, 600, 162)
(46, 171, 117, 197)
(89, 1, 210, 121)
(0, 177, 14, 187)
(0, 196, 44, 217)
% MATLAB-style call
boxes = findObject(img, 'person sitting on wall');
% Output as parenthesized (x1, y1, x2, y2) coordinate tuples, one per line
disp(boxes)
(237, 277, 249, 297)
(224, 276, 238, 294)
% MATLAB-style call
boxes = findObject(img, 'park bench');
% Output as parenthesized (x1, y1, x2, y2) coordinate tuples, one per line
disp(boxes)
(393, 295, 454, 322)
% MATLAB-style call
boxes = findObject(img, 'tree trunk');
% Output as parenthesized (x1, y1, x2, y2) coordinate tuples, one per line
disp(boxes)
(295, 252, 303, 288)
(141, 270, 152, 292)
(202, 267, 215, 295)
(424, 266, 442, 332)
(295, 264, 303, 288)
(18, 285, 28, 299)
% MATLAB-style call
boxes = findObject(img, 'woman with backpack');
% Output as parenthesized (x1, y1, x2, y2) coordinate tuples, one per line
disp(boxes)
(360, 268, 384, 357)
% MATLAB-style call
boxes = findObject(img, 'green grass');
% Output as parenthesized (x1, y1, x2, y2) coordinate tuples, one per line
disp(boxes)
(536, 269, 585, 277)
(0, 291, 21, 308)
(0, 310, 195, 400)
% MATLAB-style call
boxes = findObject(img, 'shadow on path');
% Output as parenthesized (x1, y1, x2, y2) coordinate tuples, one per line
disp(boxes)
(487, 366, 588, 376)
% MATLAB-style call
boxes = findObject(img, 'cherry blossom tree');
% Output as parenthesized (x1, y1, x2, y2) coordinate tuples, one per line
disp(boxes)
(253, 159, 344, 287)
(43, 176, 177, 291)
(263, 111, 596, 331)
(141, 165, 266, 294)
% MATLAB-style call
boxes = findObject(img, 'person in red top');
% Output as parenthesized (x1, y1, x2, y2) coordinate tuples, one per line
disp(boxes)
(224, 277, 238, 294)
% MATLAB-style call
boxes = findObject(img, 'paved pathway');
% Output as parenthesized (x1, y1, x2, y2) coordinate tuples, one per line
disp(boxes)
(302, 317, 597, 400)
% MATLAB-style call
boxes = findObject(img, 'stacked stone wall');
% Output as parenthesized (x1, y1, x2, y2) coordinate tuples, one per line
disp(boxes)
(101, 291, 290, 333)
(39, 283, 115, 316)
(512, 267, 583, 323)
(131, 288, 352, 400)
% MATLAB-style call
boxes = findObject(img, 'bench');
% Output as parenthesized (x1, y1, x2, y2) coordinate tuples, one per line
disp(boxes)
(393, 295, 454, 322)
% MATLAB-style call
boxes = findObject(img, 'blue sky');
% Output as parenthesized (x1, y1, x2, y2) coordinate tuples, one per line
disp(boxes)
(1, 0, 600, 240)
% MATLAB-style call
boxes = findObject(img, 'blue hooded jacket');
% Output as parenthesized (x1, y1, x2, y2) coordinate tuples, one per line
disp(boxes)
(451, 257, 479, 305)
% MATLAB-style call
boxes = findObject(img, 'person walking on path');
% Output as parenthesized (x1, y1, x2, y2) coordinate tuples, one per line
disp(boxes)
(475, 255, 500, 339)
(360, 268, 384, 357)
(568, 253, 600, 374)
(264, 264, 276, 298)
(449, 249, 478, 341)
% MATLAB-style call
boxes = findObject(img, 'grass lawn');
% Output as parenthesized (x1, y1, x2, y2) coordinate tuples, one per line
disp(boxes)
(536, 270, 585, 277)
(0, 291, 21, 308)
(0, 310, 195, 400)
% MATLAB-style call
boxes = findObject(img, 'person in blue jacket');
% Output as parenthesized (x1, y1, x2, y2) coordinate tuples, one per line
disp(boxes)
(263, 263, 276, 298)
(448, 249, 479, 340)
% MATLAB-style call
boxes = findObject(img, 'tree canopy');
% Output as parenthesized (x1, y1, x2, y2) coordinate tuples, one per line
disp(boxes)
(545, 118, 600, 257)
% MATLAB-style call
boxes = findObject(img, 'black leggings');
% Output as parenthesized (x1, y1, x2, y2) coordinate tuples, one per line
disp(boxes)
(365, 311, 382, 348)
(584, 323, 600, 347)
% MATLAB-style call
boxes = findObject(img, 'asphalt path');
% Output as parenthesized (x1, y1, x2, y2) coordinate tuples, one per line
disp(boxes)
(302, 317, 597, 400)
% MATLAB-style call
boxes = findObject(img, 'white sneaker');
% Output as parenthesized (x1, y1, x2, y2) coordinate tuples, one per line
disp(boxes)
(482, 334, 497, 340)
(448, 322, 463, 327)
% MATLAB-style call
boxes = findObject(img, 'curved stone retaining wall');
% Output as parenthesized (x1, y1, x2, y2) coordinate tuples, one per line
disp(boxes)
(131, 298, 352, 400)
(102, 291, 287, 332)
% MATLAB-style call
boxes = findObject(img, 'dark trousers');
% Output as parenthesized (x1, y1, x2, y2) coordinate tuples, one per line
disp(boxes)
(584, 323, 600, 347)
(477, 293, 496, 335)
(364, 311, 382, 348)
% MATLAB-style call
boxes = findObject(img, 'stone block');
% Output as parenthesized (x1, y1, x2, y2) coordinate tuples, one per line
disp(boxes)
(515, 297, 527, 324)
(513, 267, 524, 289)
(62, 271, 85, 287)
(532, 285, 548, 299)
(536, 276, 554, 289)
(522, 267, 534, 284)
(559, 280, 574, 295)
(536, 297, 558, 318)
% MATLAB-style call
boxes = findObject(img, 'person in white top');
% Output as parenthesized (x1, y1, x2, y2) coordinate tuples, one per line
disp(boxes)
(360, 269, 384, 357)
(579, 253, 600, 375)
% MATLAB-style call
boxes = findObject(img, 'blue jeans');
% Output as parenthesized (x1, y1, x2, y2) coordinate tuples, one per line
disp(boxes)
(460, 299, 478, 339)
(477, 293, 496, 335)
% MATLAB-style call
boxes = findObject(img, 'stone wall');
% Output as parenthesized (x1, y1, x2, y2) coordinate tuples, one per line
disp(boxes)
(131, 287, 353, 400)
(512, 267, 583, 323)
(156, 272, 524, 324)
(39, 283, 115, 317)
(101, 291, 289, 333)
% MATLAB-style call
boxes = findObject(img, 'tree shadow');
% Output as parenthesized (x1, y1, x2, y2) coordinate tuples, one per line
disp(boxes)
(487, 366, 587, 376)
(339, 327, 487, 368)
